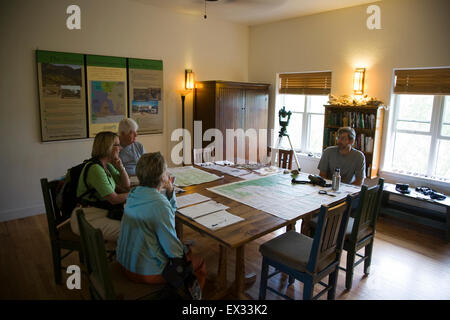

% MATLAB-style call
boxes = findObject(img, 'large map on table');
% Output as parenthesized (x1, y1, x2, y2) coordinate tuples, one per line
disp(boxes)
(168, 166, 222, 187)
(208, 173, 360, 220)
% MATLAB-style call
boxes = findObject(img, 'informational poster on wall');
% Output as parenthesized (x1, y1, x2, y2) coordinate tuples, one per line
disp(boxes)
(128, 58, 164, 134)
(86, 55, 128, 137)
(36, 50, 87, 141)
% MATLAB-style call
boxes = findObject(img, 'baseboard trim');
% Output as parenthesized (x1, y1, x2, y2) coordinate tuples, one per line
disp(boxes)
(0, 205, 45, 222)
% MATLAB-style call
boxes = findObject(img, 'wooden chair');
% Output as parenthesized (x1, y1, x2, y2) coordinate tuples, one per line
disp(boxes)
(76, 209, 165, 300)
(193, 146, 214, 164)
(269, 147, 294, 169)
(341, 178, 384, 289)
(40, 178, 82, 284)
(259, 196, 353, 300)
(278, 149, 294, 170)
(308, 178, 385, 290)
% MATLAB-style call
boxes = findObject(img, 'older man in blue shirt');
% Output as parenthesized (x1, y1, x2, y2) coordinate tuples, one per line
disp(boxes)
(118, 118, 145, 176)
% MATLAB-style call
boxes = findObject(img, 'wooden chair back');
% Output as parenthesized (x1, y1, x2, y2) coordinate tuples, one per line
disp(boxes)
(268, 147, 294, 169)
(76, 209, 115, 300)
(350, 178, 384, 243)
(278, 149, 294, 169)
(193, 146, 215, 164)
(40, 178, 68, 239)
(308, 196, 353, 273)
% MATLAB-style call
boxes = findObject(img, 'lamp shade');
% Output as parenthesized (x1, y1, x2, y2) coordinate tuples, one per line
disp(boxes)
(185, 69, 194, 90)
(353, 68, 365, 95)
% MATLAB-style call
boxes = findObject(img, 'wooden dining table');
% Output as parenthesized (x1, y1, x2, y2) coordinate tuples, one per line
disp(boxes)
(174, 166, 352, 299)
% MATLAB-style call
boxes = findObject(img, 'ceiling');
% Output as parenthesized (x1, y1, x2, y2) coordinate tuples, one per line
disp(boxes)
(132, 0, 377, 26)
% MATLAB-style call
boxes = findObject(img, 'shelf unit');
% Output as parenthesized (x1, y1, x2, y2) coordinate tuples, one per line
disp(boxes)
(322, 104, 385, 178)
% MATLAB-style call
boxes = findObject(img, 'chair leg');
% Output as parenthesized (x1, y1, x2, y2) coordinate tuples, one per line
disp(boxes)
(364, 240, 374, 275)
(302, 278, 314, 300)
(79, 251, 85, 264)
(327, 268, 339, 300)
(288, 275, 295, 286)
(345, 250, 356, 290)
(259, 259, 269, 300)
(52, 245, 62, 284)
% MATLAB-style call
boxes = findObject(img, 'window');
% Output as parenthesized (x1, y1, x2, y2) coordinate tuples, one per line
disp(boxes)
(274, 95, 327, 154)
(385, 67, 450, 181)
(275, 72, 331, 155)
(386, 94, 450, 180)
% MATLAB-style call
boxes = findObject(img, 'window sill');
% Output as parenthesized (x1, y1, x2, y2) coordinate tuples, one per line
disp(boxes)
(379, 169, 450, 194)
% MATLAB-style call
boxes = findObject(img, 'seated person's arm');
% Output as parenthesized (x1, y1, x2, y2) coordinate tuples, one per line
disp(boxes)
(111, 157, 131, 192)
(352, 177, 363, 186)
(352, 155, 366, 186)
(319, 170, 328, 180)
(155, 206, 185, 258)
(317, 152, 329, 180)
(87, 164, 128, 205)
(103, 191, 128, 205)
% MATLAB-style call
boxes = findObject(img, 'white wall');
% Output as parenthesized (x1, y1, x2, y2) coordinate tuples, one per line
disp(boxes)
(0, 0, 248, 221)
(248, 0, 450, 192)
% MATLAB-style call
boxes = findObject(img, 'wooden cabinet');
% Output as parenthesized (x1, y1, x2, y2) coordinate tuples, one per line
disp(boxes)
(322, 105, 385, 178)
(194, 81, 270, 163)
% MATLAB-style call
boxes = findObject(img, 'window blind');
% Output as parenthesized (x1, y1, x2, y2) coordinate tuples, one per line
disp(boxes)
(394, 68, 450, 95)
(279, 72, 332, 95)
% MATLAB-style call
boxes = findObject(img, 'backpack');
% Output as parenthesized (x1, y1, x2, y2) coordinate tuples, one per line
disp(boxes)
(59, 158, 101, 217)
(162, 256, 202, 300)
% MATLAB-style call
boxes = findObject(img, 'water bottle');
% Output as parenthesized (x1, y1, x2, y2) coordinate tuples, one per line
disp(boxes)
(332, 168, 341, 191)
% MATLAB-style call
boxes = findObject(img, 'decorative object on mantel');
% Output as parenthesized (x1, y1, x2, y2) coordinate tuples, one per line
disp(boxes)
(328, 94, 384, 107)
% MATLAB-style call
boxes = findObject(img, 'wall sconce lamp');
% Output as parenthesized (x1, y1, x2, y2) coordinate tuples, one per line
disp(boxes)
(180, 69, 194, 165)
(353, 68, 366, 95)
(185, 69, 194, 90)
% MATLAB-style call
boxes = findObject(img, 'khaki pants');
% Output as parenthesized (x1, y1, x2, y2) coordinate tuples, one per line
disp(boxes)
(70, 206, 121, 244)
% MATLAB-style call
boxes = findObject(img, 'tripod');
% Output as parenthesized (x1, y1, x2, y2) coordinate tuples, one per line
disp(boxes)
(270, 106, 301, 171)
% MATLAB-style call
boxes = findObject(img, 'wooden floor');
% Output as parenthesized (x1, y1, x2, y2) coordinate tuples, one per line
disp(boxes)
(0, 213, 449, 300)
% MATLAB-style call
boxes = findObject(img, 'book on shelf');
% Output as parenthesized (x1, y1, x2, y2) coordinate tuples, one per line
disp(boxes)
(327, 111, 376, 129)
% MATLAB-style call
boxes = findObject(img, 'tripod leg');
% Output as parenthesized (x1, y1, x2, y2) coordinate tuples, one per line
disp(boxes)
(286, 135, 301, 170)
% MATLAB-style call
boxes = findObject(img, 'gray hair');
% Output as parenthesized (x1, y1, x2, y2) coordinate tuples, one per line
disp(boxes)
(118, 118, 138, 135)
(337, 127, 356, 141)
(136, 152, 167, 188)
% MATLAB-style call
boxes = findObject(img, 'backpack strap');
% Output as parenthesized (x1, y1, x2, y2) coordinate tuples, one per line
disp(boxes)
(77, 158, 103, 202)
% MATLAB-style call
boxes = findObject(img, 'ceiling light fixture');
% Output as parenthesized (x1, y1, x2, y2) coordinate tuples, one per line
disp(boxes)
(204, 0, 218, 19)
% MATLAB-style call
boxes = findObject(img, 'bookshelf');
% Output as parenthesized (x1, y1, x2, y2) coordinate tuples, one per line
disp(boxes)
(322, 105, 385, 179)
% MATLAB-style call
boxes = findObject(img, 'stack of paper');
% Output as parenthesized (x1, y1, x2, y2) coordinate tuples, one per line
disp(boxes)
(195, 210, 244, 231)
(176, 193, 210, 208)
(177, 200, 244, 230)
(178, 200, 229, 219)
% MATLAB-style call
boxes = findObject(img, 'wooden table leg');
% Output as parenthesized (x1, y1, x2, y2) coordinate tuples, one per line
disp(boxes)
(233, 246, 257, 299)
(446, 207, 449, 243)
(217, 245, 228, 290)
(301, 216, 312, 236)
(235, 246, 246, 299)
(175, 217, 183, 240)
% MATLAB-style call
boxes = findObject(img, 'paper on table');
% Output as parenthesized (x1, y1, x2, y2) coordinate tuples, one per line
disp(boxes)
(206, 164, 250, 177)
(168, 166, 222, 187)
(240, 172, 262, 180)
(176, 193, 211, 208)
(253, 166, 283, 175)
(177, 200, 229, 219)
(195, 210, 244, 230)
(214, 160, 234, 166)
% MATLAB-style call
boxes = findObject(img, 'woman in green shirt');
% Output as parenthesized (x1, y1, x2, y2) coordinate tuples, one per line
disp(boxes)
(70, 131, 130, 242)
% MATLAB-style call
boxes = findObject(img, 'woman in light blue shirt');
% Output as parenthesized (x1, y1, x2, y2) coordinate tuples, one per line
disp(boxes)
(116, 152, 206, 288)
